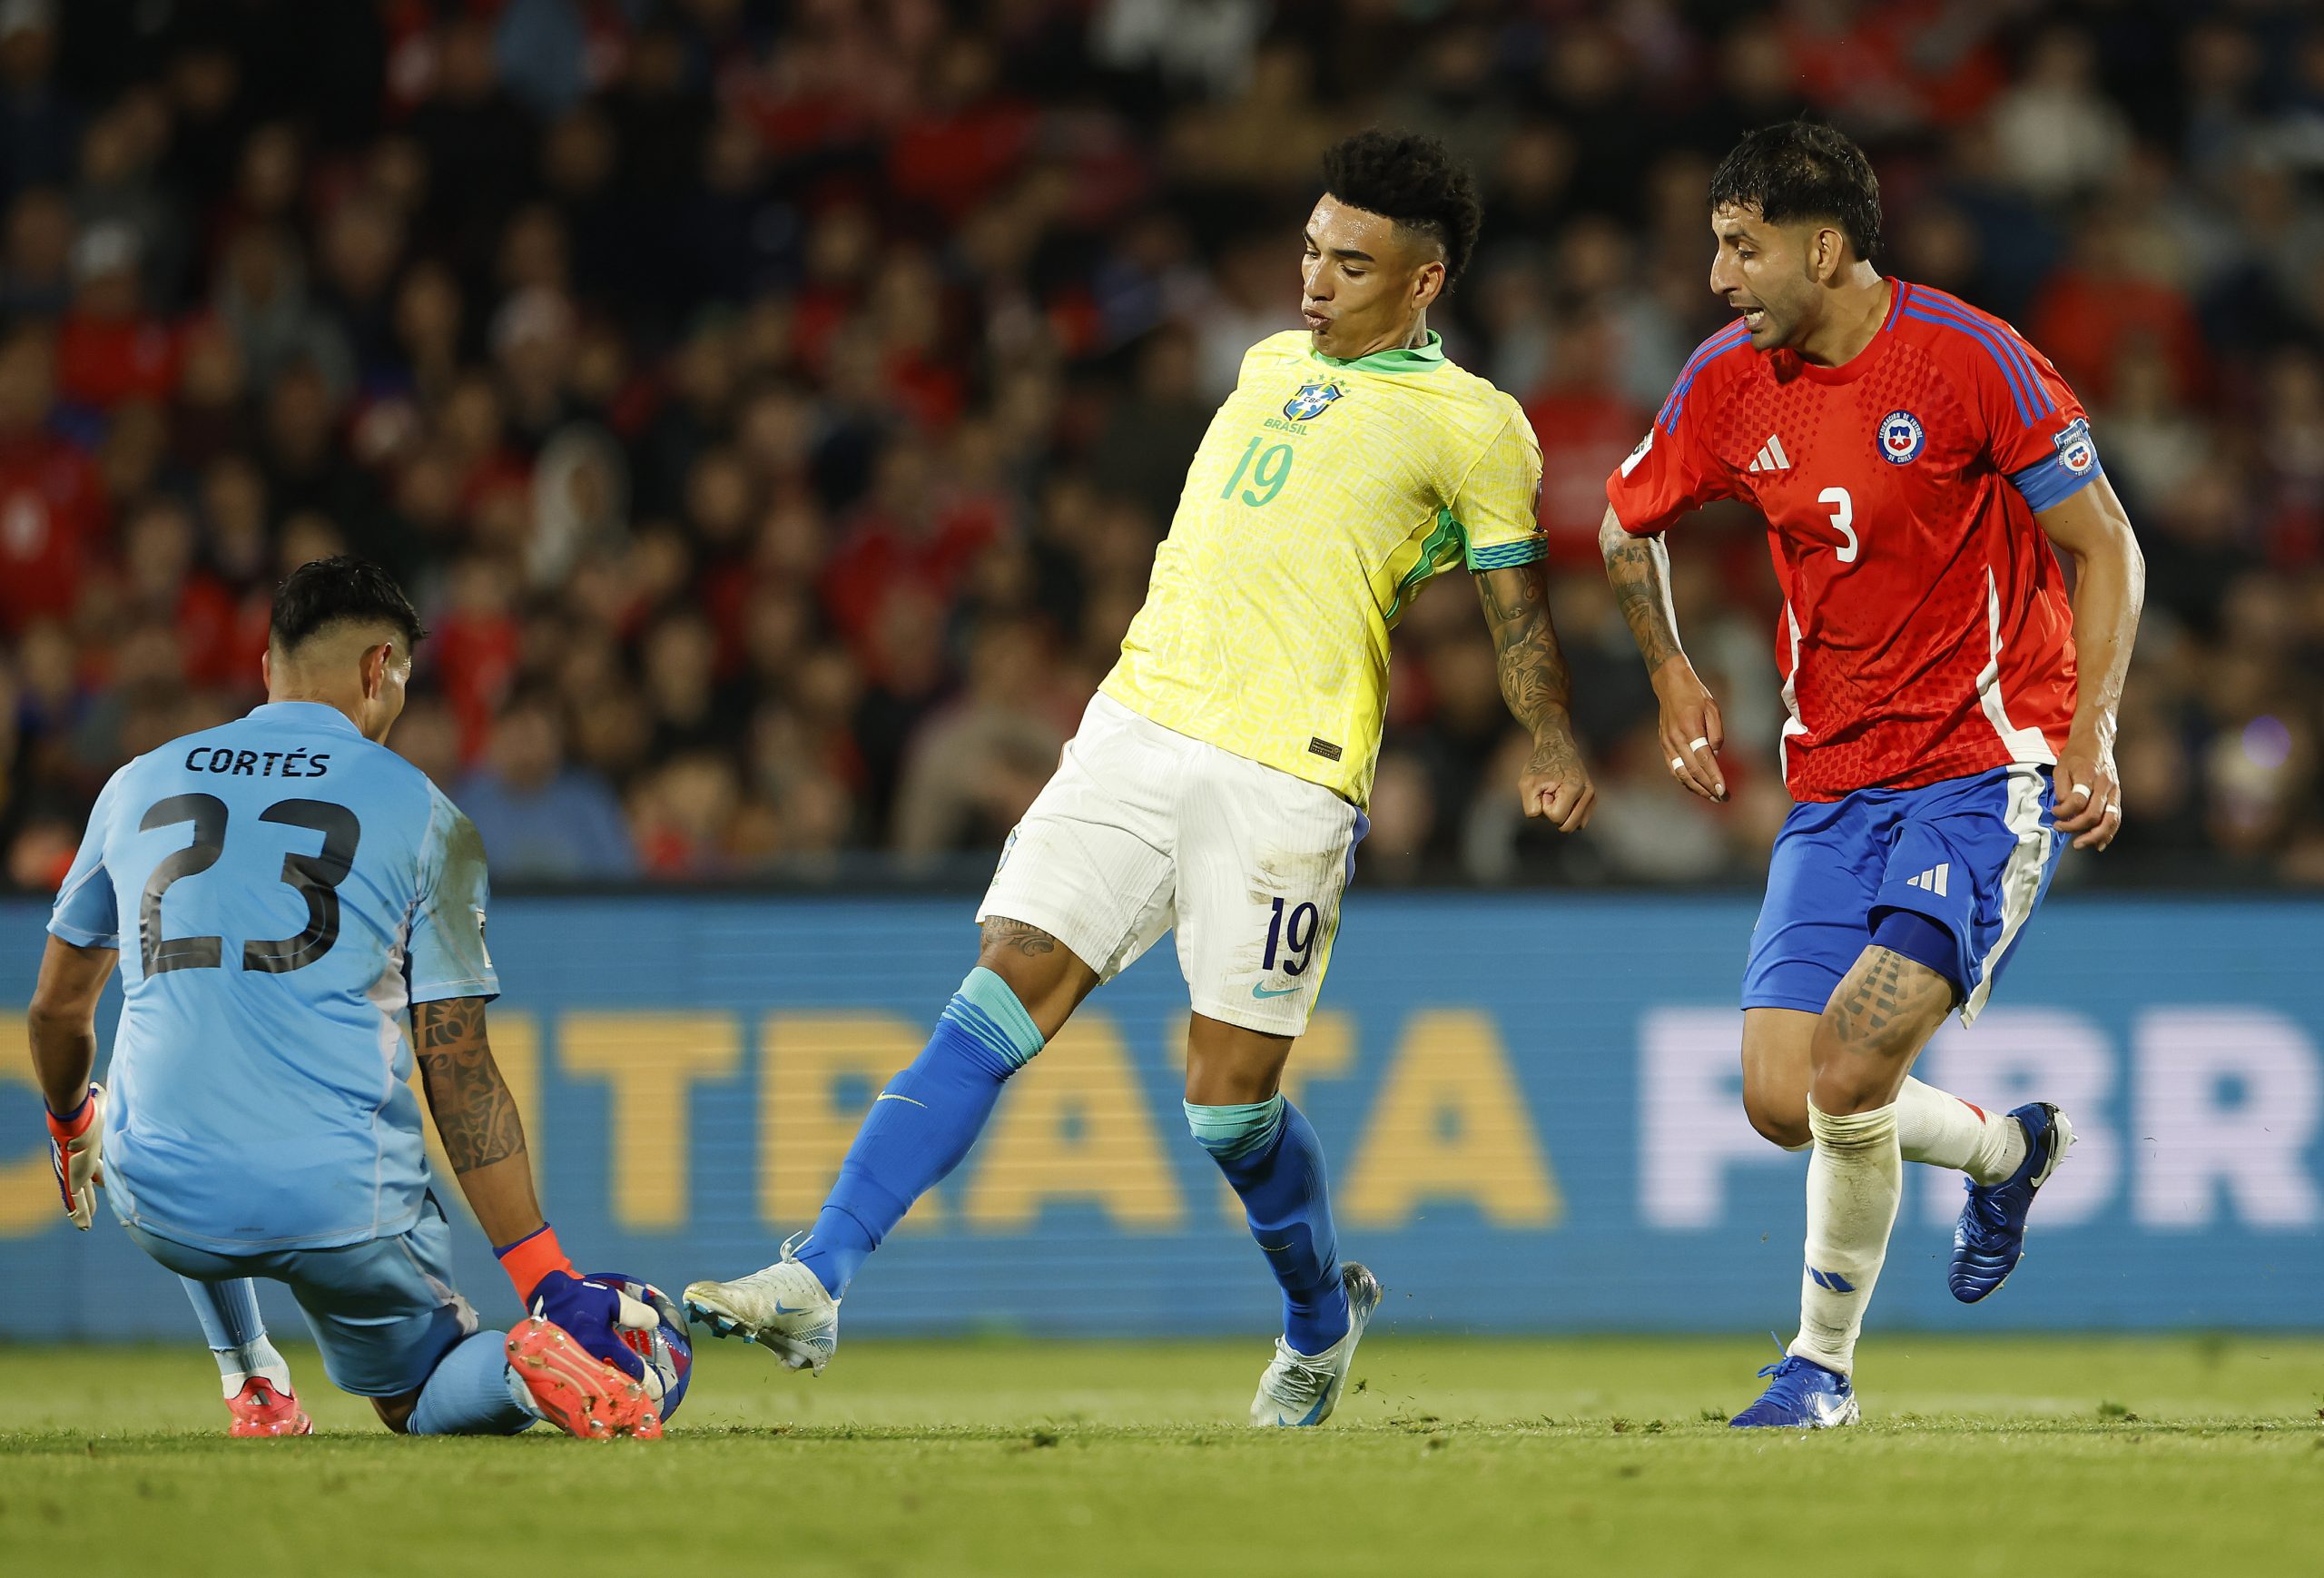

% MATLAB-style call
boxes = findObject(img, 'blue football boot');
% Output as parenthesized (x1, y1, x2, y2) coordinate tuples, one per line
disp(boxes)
(1949, 1102, 2075, 1304)
(1729, 1353, 1858, 1429)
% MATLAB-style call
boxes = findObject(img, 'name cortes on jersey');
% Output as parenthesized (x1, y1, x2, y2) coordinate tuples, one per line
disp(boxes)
(182, 745, 335, 778)
(1606, 281, 2098, 802)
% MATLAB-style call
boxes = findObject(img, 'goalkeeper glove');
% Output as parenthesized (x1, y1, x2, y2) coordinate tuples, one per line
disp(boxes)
(46, 1083, 103, 1230)
(495, 1224, 657, 1391)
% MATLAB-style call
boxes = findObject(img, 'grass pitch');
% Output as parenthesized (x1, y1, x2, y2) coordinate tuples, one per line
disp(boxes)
(5, 1336, 2319, 1577)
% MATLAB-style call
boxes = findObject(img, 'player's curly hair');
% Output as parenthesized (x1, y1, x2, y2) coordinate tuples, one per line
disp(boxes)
(1321, 130, 1483, 288)
(1709, 120, 1882, 262)
(271, 555, 428, 654)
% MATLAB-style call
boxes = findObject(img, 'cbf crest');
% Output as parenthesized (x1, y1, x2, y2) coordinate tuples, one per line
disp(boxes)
(1284, 380, 1344, 422)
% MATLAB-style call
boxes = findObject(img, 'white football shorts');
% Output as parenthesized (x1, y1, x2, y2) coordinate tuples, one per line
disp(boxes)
(977, 693, 1366, 1036)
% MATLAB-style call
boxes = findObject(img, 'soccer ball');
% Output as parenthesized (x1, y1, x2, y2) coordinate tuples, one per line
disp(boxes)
(591, 1272, 693, 1419)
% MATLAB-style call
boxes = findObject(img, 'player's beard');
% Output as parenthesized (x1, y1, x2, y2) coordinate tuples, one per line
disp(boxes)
(1738, 295, 1791, 349)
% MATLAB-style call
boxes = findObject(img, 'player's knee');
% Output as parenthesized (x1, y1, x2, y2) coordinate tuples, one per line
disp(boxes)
(1184, 1093, 1285, 1167)
(937, 965, 1048, 1073)
(973, 918, 1092, 1036)
(372, 1393, 418, 1434)
(1743, 1090, 1811, 1151)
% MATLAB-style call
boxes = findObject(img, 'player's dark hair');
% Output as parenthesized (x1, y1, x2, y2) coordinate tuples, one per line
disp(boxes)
(270, 555, 427, 655)
(1321, 129, 1483, 287)
(1709, 121, 1882, 263)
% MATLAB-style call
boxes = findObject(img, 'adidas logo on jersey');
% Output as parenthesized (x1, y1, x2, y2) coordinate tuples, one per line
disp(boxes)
(1904, 863, 1950, 897)
(1748, 434, 1792, 472)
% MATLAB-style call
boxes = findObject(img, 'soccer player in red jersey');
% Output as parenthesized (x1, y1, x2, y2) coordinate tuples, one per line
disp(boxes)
(1600, 123, 2144, 1426)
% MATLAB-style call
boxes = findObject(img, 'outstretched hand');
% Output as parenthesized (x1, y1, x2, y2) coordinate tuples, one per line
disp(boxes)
(1653, 657, 1727, 804)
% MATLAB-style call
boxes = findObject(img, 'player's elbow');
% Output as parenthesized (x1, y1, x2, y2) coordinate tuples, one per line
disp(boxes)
(26, 992, 88, 1044)
(1596, 508, 1630, 563)
(2067, 508, 2145, 614)
(2115, 516, 2147, 594)
(2087, 494, 2141, 564)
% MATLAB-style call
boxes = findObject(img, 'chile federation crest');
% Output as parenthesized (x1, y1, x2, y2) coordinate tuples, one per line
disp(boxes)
(1878, 409, 1926, 465)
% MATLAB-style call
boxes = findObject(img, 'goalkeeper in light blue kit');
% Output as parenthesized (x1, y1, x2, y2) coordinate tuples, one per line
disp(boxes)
(30, 557, 663, 1440)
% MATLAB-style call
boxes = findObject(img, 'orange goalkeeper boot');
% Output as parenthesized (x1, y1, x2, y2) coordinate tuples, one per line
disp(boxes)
(226, 1376, 312, 1437)
(505, 1317, 663, 1440)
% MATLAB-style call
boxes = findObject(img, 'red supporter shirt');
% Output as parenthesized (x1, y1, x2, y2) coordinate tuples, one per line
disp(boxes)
(1528, 386, 1651, 566)
(1607, 280, 2097, 801)
(0, 433, 103, 633)
(54, 312, 180, 409)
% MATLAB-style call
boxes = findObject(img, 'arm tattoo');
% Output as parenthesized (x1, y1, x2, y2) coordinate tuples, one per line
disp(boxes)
(1474, 562, 1574, 738)
(980, 917, 1059, 957)
(1600, 514, 1684, 674)
(412, 995, 527, 1174)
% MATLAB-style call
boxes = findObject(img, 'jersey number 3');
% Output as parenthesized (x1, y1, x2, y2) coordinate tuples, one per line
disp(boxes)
(138, 794, 361, 977)
(1818, 486, 1858, 564)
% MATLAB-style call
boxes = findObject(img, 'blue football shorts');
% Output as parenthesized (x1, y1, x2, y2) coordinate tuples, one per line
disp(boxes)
(1742, 764, 2065, 1026)
(124, 1193, 478, 1397)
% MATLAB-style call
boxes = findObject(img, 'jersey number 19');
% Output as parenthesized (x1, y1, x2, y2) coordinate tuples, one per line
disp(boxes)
(1221, 438, 1295, 508)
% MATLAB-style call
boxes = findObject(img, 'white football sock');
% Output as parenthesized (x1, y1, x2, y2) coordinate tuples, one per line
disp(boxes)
(1790, 1100, 1901, 1379)
(1896, 1078, 2027, 1183)
(506, 1362, 547, 1420)
(216, 1336, 295, 1398)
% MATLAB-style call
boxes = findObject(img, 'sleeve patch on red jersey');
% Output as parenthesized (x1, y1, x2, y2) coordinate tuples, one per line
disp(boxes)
(2053, 417, 2096, 476)
(2008, 418, 2103, 512)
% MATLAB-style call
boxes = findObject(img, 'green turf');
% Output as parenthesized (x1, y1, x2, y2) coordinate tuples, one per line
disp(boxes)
(5, 1336, 2320, 1576)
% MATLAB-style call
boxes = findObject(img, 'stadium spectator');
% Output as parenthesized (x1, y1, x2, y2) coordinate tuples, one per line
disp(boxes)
(2, 1, 2323, 892)
(455, 685, 635, 882)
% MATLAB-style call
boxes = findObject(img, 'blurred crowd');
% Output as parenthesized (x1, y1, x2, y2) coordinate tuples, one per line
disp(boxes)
(3, 0, 2322, 890)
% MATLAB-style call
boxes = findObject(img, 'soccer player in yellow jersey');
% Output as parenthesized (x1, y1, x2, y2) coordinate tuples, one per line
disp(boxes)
(684, 131, 1594, 1425)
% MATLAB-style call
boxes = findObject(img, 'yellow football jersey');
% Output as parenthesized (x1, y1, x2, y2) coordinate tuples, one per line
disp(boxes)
(1100, 330, 1545, 805)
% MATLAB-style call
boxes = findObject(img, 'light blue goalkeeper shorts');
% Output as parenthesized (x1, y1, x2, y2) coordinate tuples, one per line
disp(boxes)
(124, 1193, 479, 1397)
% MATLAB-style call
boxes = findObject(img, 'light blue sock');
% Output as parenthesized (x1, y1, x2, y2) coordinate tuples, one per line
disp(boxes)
(1187, 1096, 1349, 1356)
(181, 1277, 292, 1393)
(408, 1329, 536, 1435)
(796, 967, 1046, 1298)
(182, 1275, 264, 1350)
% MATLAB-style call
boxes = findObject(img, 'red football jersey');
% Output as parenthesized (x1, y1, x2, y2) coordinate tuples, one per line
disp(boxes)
(1607, 280, 2095, 801)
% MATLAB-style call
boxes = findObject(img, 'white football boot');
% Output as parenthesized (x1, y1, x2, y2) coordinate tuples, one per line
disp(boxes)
(1249, 1262, 1383, 1427)
(682, 1233, 840, 1375)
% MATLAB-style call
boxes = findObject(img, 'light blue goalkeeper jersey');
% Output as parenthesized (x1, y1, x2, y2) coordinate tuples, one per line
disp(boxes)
(48, 701, 499, 1252)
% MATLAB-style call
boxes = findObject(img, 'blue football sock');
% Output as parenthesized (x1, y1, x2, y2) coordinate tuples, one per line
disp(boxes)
(796, 967, 1045, 1298)
(409, 1328, 536, 1435)
(1187, 1096, 1349, 1356)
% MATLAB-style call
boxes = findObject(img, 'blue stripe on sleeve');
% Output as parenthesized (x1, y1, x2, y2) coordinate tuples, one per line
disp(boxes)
(1657, 321, 1752, 432)
(1903, 297, 2054, 425)
(2007, 451, 2102, 513)
(1912, 288, 2049, 400)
